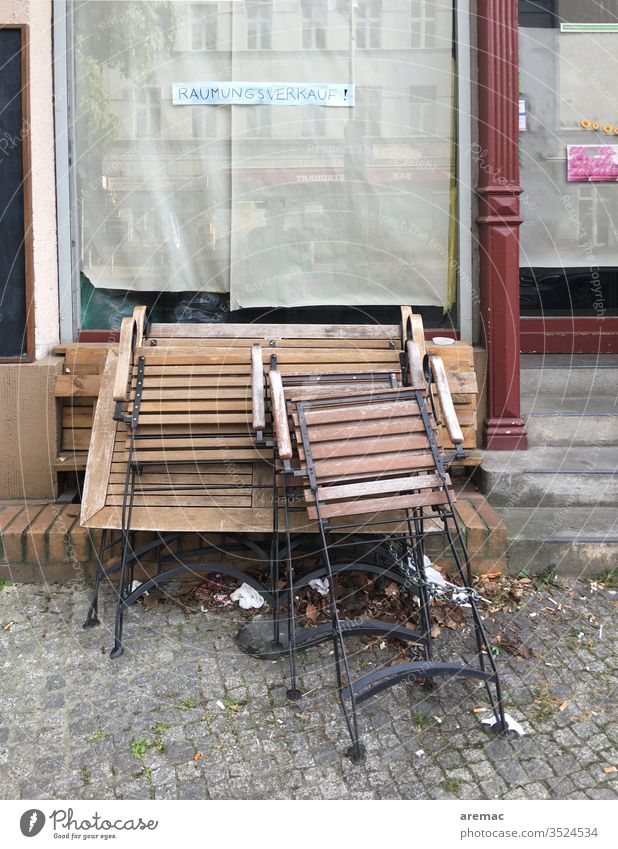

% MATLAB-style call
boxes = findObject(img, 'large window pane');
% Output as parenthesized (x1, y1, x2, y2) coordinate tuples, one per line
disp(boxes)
(73, 1, 457, 324)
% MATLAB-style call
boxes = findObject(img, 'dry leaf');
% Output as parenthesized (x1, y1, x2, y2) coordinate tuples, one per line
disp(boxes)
(193, 752, 202, 762)
(603, 766, 616, 774)
(384, 582, 399, 598)
(143, 594, 160, 610)
(305, 601, 318, 622)
(431, 625, 441, 638)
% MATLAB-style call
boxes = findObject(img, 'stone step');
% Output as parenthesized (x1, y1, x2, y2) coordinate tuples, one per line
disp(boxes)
(496, 506, 618, 576)
(480, 446, 618, 506)
(522, 395, 618, 446)
(521, 354, 618, 397)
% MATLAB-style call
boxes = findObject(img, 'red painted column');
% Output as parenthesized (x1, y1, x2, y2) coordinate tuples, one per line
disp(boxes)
(477, 0, 527, 449)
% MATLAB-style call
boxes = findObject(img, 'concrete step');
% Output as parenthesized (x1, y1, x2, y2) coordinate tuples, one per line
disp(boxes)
(522, 394, 618, 445)
(521, 354, 618, 397)
(480, 446, 618, 506)
(496, 506, 618, 576)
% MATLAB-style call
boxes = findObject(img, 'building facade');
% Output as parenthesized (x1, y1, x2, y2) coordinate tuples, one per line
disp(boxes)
(2, 0, 617, 499)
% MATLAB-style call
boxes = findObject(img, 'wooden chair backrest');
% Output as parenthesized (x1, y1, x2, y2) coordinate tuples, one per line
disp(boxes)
(290, 389, 450, 522)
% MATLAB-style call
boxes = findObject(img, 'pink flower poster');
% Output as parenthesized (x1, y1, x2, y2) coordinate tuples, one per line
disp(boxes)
(567, 145, 618, 182)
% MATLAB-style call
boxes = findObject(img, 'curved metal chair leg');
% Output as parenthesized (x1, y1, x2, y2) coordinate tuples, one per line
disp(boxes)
(284, 478, 301, 701)
(83, 529, 108, 629)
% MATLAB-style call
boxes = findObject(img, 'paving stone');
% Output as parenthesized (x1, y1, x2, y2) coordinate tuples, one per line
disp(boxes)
(0, 579, 615, 800)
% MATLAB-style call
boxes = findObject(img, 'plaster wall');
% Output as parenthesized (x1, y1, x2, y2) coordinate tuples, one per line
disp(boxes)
(2, 0, 59, 359)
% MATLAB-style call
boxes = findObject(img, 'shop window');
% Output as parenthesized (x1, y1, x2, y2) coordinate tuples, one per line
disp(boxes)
(192, 107, 218, 139)
(246, 1, 273, 49)
(135, 87, 161, 138)
(72, 1, 458, 328)
(357, 87, 382, 138)
(247, 105, 272, 137)
(409, 85, 436, 136)
(519, 0, 618, 314)
(189, 2, 218, 51)
(410, 0, 435, 48)
(301, 110, 327, 138)
(301, 0, 326, 49)
(356, 0, 381, 49)
(577, 187, 611, 249)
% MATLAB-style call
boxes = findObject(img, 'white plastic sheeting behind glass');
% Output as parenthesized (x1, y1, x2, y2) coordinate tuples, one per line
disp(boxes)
(519, 1, 618, 267)
(74, 1, 455, 307)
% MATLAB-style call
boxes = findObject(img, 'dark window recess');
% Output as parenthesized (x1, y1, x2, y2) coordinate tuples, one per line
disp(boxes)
(520, 268, 618, 316)
(518, 0, 556, 28)
(79, 275, 455, 332)
(0, 28, 29, 359)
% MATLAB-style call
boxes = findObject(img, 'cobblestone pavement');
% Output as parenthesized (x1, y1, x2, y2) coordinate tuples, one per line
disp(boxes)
(0, 576, 616, 801)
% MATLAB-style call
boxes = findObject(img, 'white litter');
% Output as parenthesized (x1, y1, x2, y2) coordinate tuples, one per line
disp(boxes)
(215, 699, 225, 710)
(131, 580, 148, 596)
(230, 583, 265, 610)
(425, 565, 449, 588)
(481, 712, 527, 736)
(309, 578, 330, 596)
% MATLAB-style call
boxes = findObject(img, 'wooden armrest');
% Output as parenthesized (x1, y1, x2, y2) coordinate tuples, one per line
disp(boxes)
(112, 306, 148, 402)
(406, 313, 427, 358)
(406, 340, 426, 390)
(430, 355, 464, 445)
(268, 371, 293, 460)
(133, 305, 147, 346)
(113, 317, 136, 402)
(251, 344, 266, 431)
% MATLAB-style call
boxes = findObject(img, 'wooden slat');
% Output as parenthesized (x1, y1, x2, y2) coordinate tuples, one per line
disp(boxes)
(151, 337, 395, 349)
(80, 350, 120, 524)
(430, 356, 463, 445)
(132, 435, 256, 450)
(120, 448, 267, 463)
(300, 416, 430, 443)
(62, 429, 92, 451)
(114, 316, 136, 401)
(135, 413, 252, 425)
(315, 472, 449, 502)
(298, 432, 430, 461)
(133, 376, 251, 388)
(299, 398, 420, 426)
(54, 452, 88, 471)
(106, 495, 253, 508)
(149, 322, 400, 340)
(312, 451, 437, 478)
(62, 407, 94, 428)
(133, 400, 250, 412)
(80, 505, 274, 532)
(268, 371, 293, 460)
(251, 344, 266, 430)
(55, 374, 101, 397)
(309, 489, 449, 520)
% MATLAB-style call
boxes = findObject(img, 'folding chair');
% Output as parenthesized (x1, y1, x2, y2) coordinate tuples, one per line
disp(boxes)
(250, 343, 416, 665)
(82, 308, 274, 657)
(267, 345, 507, 762)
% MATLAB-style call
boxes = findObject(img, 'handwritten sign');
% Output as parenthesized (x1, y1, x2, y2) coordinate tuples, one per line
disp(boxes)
(172, 81, 355, 107)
